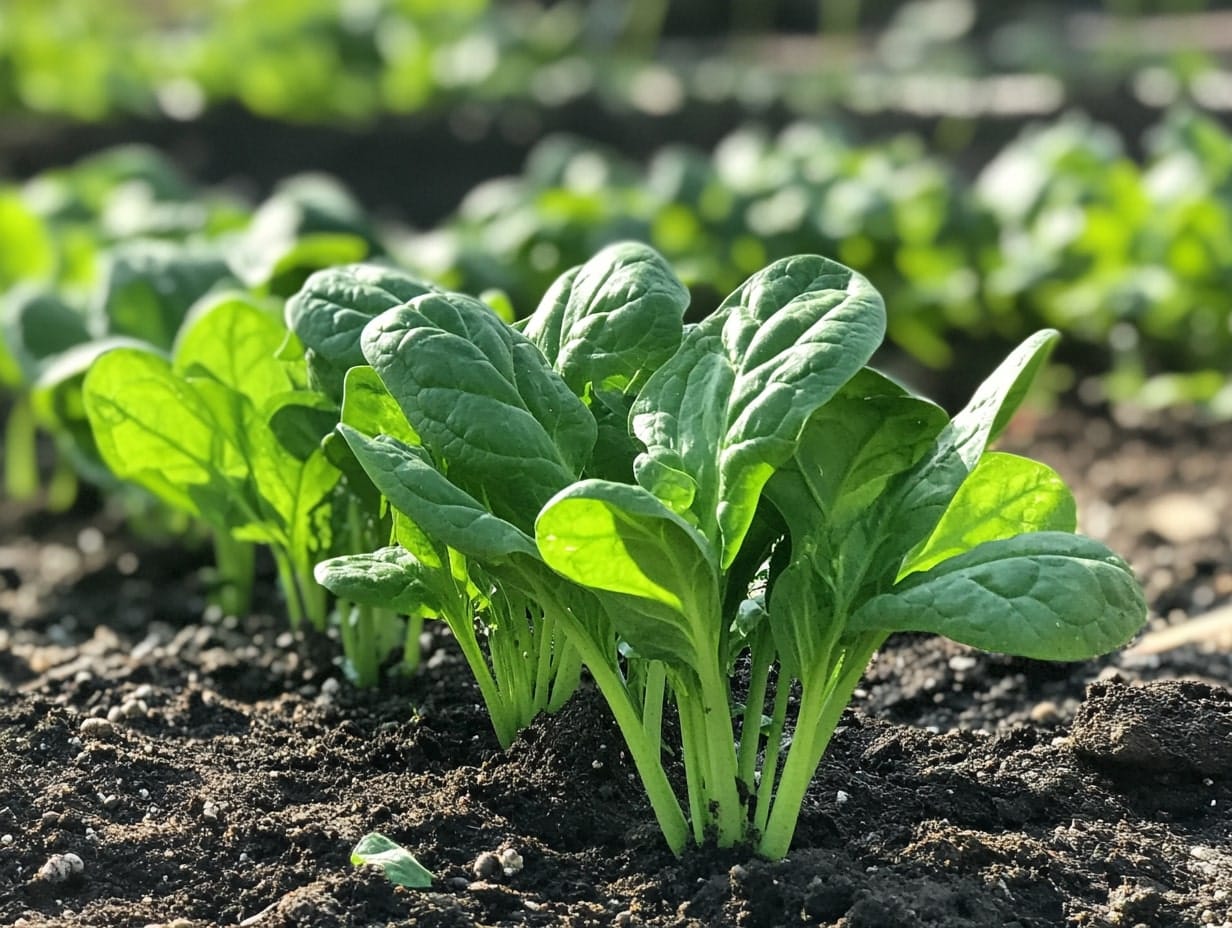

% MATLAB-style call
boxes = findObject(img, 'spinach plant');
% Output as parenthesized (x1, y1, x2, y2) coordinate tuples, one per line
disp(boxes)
(326, 244, 1146, 856)
(316, 243, 690, 747)
(83, 293, 340, 637)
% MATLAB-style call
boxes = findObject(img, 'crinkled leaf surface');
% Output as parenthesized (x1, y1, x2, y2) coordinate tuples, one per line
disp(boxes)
(848, 532, 1146, 660)
(285, 263, 437, 401)
(339, 425, 537, 562)
(362, 291, 596, 529)
(631, 255, 885, 566)
(522, 241, 689, 395)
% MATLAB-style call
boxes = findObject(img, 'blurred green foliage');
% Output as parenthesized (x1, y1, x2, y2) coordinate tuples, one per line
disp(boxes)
(403, 110, 1232, 412)
(1, 0, 1229, 124)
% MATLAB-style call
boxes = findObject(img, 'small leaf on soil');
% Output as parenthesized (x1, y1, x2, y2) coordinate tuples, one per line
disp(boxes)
(350, 832, 433, 888)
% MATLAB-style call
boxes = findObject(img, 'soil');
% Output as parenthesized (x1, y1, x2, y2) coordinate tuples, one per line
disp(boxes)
(2, 399, 1231, 928)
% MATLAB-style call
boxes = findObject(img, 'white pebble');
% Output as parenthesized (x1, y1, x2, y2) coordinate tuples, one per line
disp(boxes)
(835, 790, 850, 805)
(36, 852, 84, 882)
(79, 718, 114, 738)
(1, 834, 12, 845)
(499, 848, 524, 876)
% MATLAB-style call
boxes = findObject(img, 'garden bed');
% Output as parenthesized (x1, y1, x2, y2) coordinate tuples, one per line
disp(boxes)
(3, 399, 1230, 928)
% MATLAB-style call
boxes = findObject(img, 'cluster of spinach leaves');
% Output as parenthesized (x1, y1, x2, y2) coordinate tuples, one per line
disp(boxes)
(0, 146, 423, 685)
(317, 241, 1146, 857)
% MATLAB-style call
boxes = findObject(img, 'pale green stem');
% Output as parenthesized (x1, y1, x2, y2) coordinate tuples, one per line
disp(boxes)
(695, 652, 745, 846)
(403, 613, 424, 673)
(45, 451, 77, 512)
(211, 531, 254, 617)
(272, 549, 305, 629)
(751, 663, 792, 838)
(4, 396, 38, 501)
(676, 687, 711, 846)
(756, 634, 883, 859)
(537, 590, 690, 854)
(641, 660, 666, 756)
(737, 626, 775, 793)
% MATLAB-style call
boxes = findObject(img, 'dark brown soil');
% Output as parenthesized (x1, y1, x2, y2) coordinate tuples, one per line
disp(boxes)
(2, 401, 1231, 928)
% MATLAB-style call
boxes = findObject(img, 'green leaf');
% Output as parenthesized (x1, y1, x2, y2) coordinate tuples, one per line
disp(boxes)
(536, 480, 717, 666)
(174, 294, 295, 401)
(768, 390, 948, 539)
(350, 832, 433, 889)
(90, 241, 234, 349)
(340, 365, 418, 445)
(522, 242, 689, 395)
(872, 330, 1061, 571)
(0, 191, 54, 289)
(340, 425, 538, 562)
(315, 547, 445, 618)
(0, 289, 91, 384)
(285, 263, 437, 401)
(83, 347, 251, 523)
(632, 255, 886, 566)
(362, 291, 596, 529)
(902, 452, 1076, 576)
(848, 532, 1147, 661)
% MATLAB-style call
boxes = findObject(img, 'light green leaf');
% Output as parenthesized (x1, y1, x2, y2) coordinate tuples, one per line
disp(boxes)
(0, 191, 54, 289)
(340, 365, 418, 445)
(902, 452, 1076, 577)
(632, 255, 886, 566)
(350, 832, 433, 889)
(848, 532, 1147, 661)
(536, 480, 717, 665)
(174, 294, 295, 401)
(83, 348, 248, 522)
(872, 330, 1061, 572)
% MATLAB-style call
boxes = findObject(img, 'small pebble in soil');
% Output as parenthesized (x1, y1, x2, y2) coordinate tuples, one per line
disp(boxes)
(498, 847, 523, 876)
(472, 852, 503, 881)
(79, 717, 115, 738)
(36, 852, 84, 883)
(1, 834, 12, 845)
(835, 790, 850, 805)
(1030, 701, 1061, 724)
(613, 911, 635, 927)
